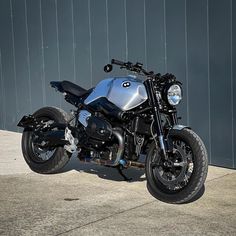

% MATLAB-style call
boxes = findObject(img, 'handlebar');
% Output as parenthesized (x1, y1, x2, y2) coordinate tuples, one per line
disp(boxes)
(111, 59, 125, 66)
(110, 58, 153, 77)
(104, 59, 174, 83)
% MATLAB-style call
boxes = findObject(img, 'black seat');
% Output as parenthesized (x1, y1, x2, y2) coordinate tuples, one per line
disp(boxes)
(50, 80, 89, 97)
(61, 81, 88, 97)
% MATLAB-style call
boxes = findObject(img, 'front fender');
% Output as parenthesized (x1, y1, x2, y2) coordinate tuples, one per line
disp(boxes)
(166, 125, 190, 151)
(171, 124, 190, 131)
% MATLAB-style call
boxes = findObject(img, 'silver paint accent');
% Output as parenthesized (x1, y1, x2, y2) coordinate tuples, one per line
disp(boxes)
(84, 76, 148, 111)
(84, 78, 113, 104)
(64, 127, 77, 153)
(78, 110, 91, 127)
(172, 125, 189, 130)
(158, 135, 165, 150)
(135, 135, 144, 156)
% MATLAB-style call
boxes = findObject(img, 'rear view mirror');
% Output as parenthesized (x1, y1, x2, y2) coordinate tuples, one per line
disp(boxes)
(104, 64, 113, 73)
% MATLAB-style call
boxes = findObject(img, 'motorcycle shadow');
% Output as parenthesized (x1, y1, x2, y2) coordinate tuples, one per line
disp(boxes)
(62, 155, 146, 182)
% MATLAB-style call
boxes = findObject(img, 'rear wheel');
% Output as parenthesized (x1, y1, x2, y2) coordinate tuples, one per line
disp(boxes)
(21, 107, 72, 174)
(145, 128, 208, 204)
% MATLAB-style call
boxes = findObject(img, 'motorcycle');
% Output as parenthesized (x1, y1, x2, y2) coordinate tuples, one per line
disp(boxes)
(18, 59, 208, 204)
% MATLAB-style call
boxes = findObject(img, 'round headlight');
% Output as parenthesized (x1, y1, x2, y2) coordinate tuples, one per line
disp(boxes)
(167, 84, 182, 106)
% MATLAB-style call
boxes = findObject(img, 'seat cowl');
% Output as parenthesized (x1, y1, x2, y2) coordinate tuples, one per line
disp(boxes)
(50, 81, 64, 93)
(50, 80, 89, 98)
(61, 80, 88, 97)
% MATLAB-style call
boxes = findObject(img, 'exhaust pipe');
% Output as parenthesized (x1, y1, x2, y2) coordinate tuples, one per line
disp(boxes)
(88, 128, 145, 169)
(126, 160, 145, 169)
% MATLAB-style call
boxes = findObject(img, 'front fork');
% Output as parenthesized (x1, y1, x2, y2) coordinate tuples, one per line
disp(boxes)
(144, 79, 177, 160)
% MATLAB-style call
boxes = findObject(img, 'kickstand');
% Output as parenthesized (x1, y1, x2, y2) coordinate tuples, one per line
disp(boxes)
(117, 166, 132, 182)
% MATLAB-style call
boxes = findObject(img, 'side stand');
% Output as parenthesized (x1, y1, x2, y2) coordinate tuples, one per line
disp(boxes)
(117, 165, 132, 181)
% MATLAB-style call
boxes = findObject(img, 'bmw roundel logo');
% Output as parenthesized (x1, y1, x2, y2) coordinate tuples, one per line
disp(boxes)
(122, 81, 131, 88)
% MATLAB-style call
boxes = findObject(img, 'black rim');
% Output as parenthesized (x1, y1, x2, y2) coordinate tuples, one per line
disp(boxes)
(150, 138, 194, 192)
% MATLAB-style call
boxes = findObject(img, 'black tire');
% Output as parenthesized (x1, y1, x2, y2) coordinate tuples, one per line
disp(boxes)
(145, 128, 208, 204)
(21, 106, 72, 174)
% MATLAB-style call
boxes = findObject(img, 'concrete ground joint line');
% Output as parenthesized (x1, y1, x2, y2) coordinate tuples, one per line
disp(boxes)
(54, 200, 155, 236)
(206, 172, 236, 184)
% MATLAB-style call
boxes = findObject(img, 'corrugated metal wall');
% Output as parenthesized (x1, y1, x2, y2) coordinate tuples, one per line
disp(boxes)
(0, 0, 235, 168)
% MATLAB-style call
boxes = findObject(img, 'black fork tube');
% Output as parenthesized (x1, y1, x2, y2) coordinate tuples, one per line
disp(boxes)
(144, 79, 167, 159)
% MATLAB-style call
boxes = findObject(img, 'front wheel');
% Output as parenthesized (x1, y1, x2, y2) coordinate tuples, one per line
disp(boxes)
(145, 128, 208, 204)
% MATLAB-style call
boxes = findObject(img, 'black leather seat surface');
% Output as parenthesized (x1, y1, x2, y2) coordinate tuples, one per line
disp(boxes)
(61, 81, 88, 97)
(51, 80, 89, 97)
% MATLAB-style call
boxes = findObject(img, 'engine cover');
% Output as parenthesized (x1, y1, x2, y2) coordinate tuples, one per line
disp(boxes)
(78, 110, 112, 141)
(86, 116, 112, 141)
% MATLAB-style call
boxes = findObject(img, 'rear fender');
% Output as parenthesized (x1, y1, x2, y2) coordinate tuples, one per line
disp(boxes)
(17, 115, 67, 130)
(17, 115, 72, 148)
(17, 115, 39, 129)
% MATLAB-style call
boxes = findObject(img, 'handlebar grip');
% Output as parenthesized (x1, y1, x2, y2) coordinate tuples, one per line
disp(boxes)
(111, 59, 125, 66)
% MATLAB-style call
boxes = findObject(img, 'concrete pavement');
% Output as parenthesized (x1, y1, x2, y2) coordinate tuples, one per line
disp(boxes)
(0, 130, 236, 236)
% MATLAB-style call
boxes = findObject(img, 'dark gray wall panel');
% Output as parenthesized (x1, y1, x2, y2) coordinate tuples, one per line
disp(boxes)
(0, 0, 18, 131)
(73, 0, 91, 89)
(12, 0, 31, 122)
(0, 0, 235, 168)
(57, 0, 75, 82)
(145, 0, 165, 74)
(165, 0, 188, 125)
(90, 0, 108, 86)
(41, 0, 61, 107)
(0, 51, 5, 130)
(107, 0, 127, 76)
(57, 0, 75, 110)
(209, 0, 233, 167)
(232, 0, 236, 168)
(186, 0, 210, 159)
(126, 0, 146, 66)
(26, 0, 45, 111)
